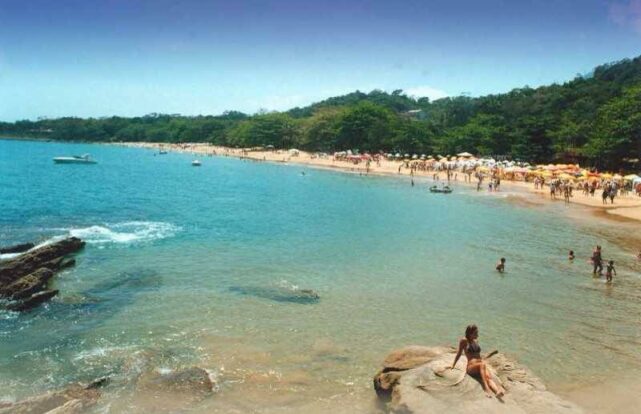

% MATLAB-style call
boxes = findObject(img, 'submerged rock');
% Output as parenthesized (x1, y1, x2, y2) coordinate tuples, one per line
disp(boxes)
(373, 345, 584, 413)
(0, 242, 35, 255)
(132, 367, 216, 412)
(138, 367, 215, 395)
(0, 376, 108, 414)
(6, 289, 59, 312)
(229, 285, 320, 304)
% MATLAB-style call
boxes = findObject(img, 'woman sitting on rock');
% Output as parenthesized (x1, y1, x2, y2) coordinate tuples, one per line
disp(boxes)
(451, 324, 505, 398)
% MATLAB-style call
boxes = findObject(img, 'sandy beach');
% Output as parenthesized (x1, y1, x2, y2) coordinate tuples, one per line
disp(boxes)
(121, 142, 641, 224)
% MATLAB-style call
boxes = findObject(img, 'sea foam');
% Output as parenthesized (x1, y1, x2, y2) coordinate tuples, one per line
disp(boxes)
(68, 221, 180, 244)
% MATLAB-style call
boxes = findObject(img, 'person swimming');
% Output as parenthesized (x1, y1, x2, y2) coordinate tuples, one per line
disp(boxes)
(451, 325, 505, 398)
(496, 258, 506, 273)
(568, 250, 575, 261)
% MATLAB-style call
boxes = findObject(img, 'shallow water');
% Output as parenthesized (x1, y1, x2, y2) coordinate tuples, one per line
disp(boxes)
(1, 139, 641, 412)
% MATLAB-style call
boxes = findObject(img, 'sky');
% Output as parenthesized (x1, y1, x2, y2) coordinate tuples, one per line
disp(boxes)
(0, 0, 640, 121)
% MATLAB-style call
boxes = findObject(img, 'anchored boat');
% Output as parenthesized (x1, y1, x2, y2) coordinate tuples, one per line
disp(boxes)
(53, 154, 97, 164)
(429, 185, 453, 194)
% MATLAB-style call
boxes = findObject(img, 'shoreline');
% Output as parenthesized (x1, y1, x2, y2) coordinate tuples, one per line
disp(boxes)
(119, 142, 641, 224)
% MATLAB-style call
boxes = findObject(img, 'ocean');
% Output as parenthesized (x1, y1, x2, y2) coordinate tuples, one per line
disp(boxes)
(1, 139, 641, 412)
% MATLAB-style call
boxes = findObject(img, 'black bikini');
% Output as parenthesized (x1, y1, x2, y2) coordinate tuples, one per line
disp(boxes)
(467, 341, 481, 355)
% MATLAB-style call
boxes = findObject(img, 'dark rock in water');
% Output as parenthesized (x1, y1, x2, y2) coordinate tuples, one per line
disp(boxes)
(229, 285, 320, 304)
(373, 345, 584, 413)
(42, 257, 76, 273)
(0, 242, 35, 254)
(0, 376, 108, 414)
(0, 237, 84, 285)
(6, 289, 59, 312)
(0, 268, 54, 300)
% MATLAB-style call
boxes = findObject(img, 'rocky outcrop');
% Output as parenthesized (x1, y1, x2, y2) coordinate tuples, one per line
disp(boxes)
(0, 237, 84, 285)
(0, 377, 108, 414)
(0, 242, 35, 254)
(0, 268, 54, 300)
(0, 237, 84, 312)
(373, 345, 584, 414)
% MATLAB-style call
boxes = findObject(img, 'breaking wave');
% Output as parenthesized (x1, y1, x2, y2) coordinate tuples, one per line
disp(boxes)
(65, 221, 180, 245)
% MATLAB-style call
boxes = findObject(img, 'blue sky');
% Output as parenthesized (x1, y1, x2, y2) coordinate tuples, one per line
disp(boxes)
(1, 0, 640, 121)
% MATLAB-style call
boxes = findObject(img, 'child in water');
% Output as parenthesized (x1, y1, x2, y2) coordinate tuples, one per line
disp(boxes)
(568, 250, 575, 261)
(496, 258, 506, 273)
(605, 260, 616, 283)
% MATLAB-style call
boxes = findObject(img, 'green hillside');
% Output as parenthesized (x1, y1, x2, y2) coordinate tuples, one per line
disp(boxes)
(2, 56, 641, 169)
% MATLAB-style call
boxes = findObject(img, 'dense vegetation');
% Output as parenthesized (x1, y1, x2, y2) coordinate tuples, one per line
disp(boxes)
(2, 56, 641, 170)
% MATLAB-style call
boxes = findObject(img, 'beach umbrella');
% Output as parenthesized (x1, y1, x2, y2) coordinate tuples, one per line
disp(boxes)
(601, 173, 613, 179)
(624, 174, 640, 181)
(457, 152, 473, 157)
(559, 173, 575, 181)
(613, 174, 623, 180)
(412, 154, 418, 159)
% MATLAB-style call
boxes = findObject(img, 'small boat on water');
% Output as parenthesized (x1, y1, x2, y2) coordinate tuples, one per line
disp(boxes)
(429, 185, 453, 194)
(53, 154, 97, 164)
(192, 160, 201, 166)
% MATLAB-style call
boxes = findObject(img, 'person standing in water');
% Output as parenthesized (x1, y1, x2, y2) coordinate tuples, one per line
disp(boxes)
(451, 325, 505, 398)
(605, 260, 616, 283)
(568, 250, 575, 261)
(592, 246, 603, 275)
(496, 258, 506, 273)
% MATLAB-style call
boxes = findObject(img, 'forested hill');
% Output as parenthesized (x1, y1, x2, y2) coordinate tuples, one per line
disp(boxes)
(2, 56, 641, 169)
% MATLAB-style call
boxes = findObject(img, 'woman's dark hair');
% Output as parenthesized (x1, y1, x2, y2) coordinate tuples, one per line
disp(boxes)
(465, 324, 478, 340)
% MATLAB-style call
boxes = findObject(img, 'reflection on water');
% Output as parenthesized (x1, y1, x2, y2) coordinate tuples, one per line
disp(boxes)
(1, 140, 641, 412)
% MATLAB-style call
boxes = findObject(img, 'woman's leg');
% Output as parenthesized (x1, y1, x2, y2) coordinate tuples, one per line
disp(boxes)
(479, 362, 498, 396)
(469, 362, 492, 396)
(482, 363, 505, 396)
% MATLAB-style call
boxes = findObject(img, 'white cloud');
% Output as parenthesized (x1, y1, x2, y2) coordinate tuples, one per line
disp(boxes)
(609, 0, 641, 34)
(403, 86, 449, 101)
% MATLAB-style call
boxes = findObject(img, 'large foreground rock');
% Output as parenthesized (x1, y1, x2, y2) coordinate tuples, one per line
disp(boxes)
(373, 345, 583, 414)
(0, 377, 108, 414)
(0, 237, 84, 285)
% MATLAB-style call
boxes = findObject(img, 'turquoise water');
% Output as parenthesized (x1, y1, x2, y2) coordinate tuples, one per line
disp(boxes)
(1, 139, 641, 412)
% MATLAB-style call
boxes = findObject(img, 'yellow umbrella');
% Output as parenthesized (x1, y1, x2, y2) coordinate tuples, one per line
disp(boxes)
(559, 173, 575, 181)
(601, 173, 613, 179)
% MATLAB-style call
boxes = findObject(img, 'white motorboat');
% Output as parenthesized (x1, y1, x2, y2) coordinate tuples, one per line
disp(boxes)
(192, 160, 201, 166)
(53, 154, 97, 164)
